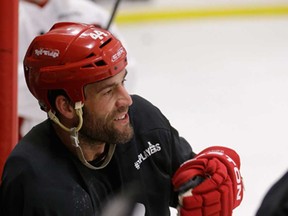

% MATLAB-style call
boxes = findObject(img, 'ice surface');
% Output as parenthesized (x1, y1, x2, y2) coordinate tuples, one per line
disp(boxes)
(119, 17, 288, 216)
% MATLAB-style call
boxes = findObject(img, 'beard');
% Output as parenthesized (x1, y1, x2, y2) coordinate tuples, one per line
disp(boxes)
(78, 106, 134, 145)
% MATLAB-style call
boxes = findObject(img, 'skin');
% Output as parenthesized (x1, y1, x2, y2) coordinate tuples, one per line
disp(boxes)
(53, 69, 134, 161)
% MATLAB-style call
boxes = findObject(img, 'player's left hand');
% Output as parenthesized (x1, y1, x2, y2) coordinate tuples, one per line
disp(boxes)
(172, 146, 244, 216)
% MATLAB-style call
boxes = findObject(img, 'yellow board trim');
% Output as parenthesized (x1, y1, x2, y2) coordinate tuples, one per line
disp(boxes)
(116, 5, 288, 24)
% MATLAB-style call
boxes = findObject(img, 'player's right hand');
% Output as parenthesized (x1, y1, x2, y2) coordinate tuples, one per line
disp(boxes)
(172, 146, 243, 216)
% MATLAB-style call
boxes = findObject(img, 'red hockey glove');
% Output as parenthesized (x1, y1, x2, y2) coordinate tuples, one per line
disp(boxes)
(172, 146, 243, 216)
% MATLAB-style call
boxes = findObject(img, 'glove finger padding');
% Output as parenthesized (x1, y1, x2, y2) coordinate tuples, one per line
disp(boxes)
(176, 158, 233, 216)
(172, 146, 243, 216)
(173, 158, 208, 190)
(196, 146, 243, 208)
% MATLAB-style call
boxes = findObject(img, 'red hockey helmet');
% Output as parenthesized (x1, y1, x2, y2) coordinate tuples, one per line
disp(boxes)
(24, 22, 127, 111)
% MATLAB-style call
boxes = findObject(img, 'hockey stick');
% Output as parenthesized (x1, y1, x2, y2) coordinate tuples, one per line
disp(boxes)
(106, 0, 122, 30)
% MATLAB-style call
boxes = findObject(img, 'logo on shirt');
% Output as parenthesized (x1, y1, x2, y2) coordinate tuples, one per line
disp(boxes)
(134, 141, 161, 170)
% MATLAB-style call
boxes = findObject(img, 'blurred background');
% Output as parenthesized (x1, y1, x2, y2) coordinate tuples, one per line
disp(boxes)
(95, 0, 288, 215)
(3, 0, 287, 215)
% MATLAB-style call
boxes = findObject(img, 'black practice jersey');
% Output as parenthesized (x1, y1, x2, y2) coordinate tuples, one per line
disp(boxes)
(256, 171, 288, 216)
(0, 95, 194, 216)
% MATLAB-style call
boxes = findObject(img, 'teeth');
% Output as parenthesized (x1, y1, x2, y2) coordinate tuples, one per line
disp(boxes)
(116, 115, 125, 120)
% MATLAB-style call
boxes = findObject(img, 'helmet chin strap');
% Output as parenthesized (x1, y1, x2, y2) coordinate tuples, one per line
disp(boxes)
(48, 101, 116, 170)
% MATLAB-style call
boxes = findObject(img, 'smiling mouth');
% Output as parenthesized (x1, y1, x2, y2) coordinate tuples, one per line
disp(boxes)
(114, 114, 126, 121)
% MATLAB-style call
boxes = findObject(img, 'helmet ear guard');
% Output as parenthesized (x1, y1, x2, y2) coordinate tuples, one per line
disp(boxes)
(24, 22, 128, 112)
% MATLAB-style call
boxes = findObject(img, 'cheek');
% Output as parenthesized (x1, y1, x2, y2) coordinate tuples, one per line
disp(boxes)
(86, 101, 114, 120)
(85, 94, 117, 116)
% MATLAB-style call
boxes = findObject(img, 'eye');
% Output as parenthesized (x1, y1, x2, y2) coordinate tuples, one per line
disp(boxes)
(103, 88, 113, 95)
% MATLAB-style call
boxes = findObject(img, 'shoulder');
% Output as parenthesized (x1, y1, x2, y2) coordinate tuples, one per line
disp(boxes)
(129, 95, 171, 130)
(4, 120, 67, 179)
(131, 95, 157, 109)
(256, 171, 288, 215)
(16, 120, 57, 155)
(130, 95, 164, 114)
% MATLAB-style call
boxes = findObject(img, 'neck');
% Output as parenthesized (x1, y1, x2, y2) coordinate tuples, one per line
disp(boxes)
(78, 141, 106, 162)
(53, 122, 106, 162)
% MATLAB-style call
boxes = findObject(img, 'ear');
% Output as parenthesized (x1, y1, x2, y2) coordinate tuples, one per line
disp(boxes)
(55, 95, 75, 119)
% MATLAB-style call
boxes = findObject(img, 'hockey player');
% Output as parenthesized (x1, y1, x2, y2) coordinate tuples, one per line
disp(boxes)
(18, 0, 134, 138)
(1, 22, 243, 215)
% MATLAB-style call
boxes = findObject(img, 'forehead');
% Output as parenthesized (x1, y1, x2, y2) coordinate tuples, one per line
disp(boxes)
(85, 69, 127, 92)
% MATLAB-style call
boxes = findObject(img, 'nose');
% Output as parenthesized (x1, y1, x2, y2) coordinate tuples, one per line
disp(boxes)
(116, 85, 133, 108)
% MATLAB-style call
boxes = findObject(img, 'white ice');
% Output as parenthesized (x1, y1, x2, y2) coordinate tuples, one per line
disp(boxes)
(119, 16, 288, 216)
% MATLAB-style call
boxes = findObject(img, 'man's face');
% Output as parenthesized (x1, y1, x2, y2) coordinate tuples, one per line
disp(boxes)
(79, 69, 134, 145)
